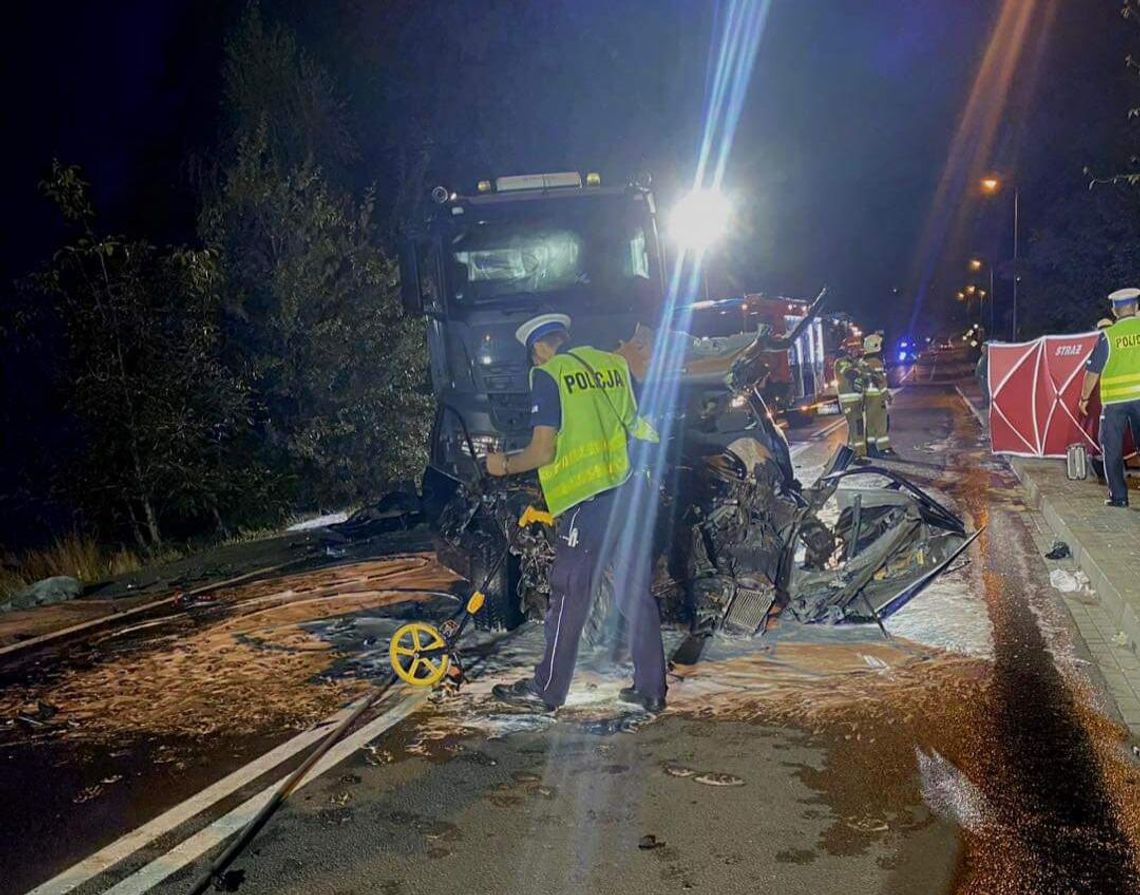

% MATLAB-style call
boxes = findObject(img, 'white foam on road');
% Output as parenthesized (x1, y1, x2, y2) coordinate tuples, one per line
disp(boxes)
(885, 569, 994, 659)
(917, 746, 991, 832)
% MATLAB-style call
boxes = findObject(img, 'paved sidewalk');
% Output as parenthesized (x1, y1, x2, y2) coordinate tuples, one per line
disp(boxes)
(957, 379, 1140, 733)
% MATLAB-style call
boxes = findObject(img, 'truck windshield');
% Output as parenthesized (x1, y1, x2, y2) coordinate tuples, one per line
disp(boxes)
(447, 196, 658, 307)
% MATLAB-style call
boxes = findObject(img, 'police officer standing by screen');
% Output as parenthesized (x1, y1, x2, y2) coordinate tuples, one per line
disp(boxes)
(484, 313, 666, 713)
(1079, 287, 1140, 507)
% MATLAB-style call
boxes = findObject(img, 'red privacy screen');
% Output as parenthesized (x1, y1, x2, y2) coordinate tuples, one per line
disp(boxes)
(987, 334, 1101, 457)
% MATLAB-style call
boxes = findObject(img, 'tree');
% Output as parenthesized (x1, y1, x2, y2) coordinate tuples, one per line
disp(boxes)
(29, 162, 253, 549)
(199, 6, 431, 509)
(1086, 1, 1140, 186)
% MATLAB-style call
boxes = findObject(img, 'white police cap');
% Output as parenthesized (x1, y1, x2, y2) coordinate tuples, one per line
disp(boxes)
(1109, 287, 1140, 305)
(515, 313, 572, 347)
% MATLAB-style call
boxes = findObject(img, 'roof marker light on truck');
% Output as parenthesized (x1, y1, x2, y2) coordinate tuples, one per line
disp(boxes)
(476, 180, 492, 193)
(496, 172, 583, 192)
(585, 172, 602, 186)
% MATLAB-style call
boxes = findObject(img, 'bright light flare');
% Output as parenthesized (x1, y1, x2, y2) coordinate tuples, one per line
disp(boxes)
(668, 189, 732, 252)
(980, 177, 1001, 194)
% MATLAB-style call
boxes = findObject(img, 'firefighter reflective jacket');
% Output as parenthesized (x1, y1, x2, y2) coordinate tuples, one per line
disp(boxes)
(531, 347, 659, 517)
(860, 355, 889, 396)
(1099, 317, 1140, 405)
(835, 357, 864, 403)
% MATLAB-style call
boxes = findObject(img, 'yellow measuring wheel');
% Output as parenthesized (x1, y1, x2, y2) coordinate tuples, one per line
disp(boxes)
(389, 621, 450, 687)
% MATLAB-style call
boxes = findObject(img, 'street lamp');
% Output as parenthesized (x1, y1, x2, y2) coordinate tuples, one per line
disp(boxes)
(967, 257, 996, 336)
(980, 175, 1021, 340)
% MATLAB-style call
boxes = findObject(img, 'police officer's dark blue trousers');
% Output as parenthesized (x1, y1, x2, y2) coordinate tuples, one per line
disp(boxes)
(531, 484, 667, 707)
(1100, 399, 1140, 503)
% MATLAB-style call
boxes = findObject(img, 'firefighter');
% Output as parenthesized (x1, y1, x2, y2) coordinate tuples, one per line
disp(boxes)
(484, 313, 666, 712)
(835, 338, 867, 456)
(1079, 287, 1140, 507)
(861, 332, 896, 458)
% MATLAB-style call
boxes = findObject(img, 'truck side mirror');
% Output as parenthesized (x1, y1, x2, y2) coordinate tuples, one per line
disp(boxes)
(398, 241, 423, 316)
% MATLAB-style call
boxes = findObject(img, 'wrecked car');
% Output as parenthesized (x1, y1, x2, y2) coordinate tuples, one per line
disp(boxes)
(430, 316, 979, 646)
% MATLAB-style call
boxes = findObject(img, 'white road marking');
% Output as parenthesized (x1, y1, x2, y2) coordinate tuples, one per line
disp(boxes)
(100, 692, 427, 895)
(789, 415, 848, 459)
(26, 705, 361, 895)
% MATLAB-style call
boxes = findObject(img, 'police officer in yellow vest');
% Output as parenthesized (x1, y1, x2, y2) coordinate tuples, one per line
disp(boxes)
(835, 339, 867, 457)
(485, 313, 666, 712)
(1079, 287, 1140, 507)
(860, 332, 896, 458)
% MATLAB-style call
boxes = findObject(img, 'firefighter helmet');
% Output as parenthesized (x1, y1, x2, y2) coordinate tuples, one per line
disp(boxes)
(863, 332, 883, 355)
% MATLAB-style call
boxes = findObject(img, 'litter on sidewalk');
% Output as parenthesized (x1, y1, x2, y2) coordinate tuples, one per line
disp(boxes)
(1049, 568, 1091, 594)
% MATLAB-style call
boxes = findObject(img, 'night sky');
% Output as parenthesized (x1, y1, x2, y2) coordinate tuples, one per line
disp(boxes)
(4, 0, 1134, 330)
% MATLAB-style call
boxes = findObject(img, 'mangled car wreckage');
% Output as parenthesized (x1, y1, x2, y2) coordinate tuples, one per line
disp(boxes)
(427, 316, 979, 649)
(398, 171, 979, 649)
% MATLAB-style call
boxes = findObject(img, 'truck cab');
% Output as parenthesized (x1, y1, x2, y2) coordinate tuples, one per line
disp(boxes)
(399, 172, 665, 482)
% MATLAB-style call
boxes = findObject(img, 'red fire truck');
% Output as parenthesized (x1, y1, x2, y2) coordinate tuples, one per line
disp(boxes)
(685, 293, 837, 421)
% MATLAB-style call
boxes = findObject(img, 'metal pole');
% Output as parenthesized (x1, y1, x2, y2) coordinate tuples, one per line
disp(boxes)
(1012, 188, 1020, 340)
(989, 265, 995, 337)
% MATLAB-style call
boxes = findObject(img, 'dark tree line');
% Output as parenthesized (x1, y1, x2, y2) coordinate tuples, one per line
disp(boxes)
(1016, 1, 1140, 338)
(10, 5, 431, 550)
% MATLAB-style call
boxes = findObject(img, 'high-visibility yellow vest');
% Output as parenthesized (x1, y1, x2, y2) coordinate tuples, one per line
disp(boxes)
(531, 347, 658, 517)
(1100, 316, 1140, 405)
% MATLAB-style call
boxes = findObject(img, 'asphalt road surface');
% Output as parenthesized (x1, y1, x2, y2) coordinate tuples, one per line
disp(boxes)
(4, 372, 1140, 895)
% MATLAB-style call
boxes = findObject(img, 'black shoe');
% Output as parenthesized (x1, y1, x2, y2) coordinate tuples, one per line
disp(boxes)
(619, 687, 666, 714)
(1105, 497, 1130, 508)
(491, 679, 556, 712)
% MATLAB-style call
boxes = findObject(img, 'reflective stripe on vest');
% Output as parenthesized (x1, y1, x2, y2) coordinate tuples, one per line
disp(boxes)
(532, 347, 658, 517)
(1100, 317, 1140, 404)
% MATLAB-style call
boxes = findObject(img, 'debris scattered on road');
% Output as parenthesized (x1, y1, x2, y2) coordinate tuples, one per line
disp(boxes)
(860, 654, 891, 672)
(1112, 631, 1130, 648)
(845, 816, 890, 833)
(638, 834, 665, 850)
(73, 784, 104, 803)
(579, 715, 643, 736)
(0, 555, 457, 743)
(662, 763, 697, 778)
(692, 771, 745, 787)
(1044, 540, 1071, 560)
(216, 868, 246, 892)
